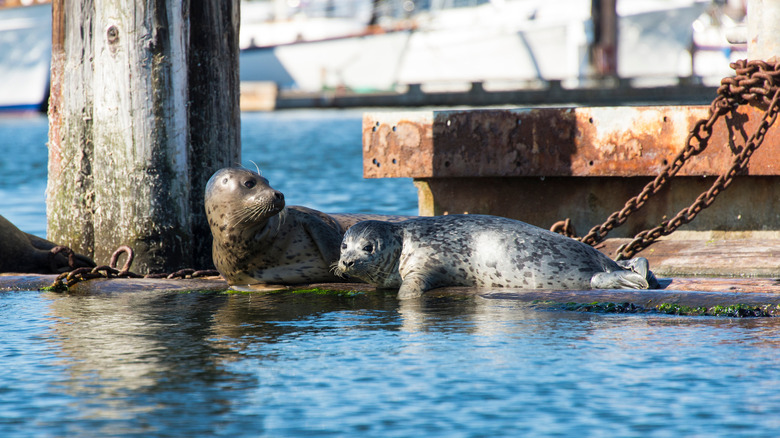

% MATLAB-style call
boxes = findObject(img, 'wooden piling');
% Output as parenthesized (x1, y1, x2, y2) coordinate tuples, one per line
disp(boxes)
(47, 0, 241, 273)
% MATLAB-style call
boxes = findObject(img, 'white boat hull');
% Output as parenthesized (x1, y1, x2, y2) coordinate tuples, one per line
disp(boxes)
(240, 0, 740, 93)
(0, 4, 51, 112)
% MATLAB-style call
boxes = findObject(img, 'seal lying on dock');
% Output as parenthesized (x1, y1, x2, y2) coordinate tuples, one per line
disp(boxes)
(335, 215, 659, 299)
(0, 214, 95, 273)
(204, 167, 410, 286)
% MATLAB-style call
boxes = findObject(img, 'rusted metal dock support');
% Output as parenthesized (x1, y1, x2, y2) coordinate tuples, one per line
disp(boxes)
(363, 105, 780, 237)
(47, 0, 241, 273)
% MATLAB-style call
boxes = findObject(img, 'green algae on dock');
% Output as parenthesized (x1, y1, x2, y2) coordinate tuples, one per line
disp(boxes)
(540, 301, 780, 317)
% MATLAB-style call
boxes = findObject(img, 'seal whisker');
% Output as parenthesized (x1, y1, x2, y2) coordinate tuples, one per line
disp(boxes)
(249, 160, 262, 175)
(330, 262, 346, 278)
(276, 207, 288, 232)
(226, 207, 254, 228)
(225, 211, 245, 229)
(336, 259, 396, 284)
(226, 202, 275, 230)
(246, 205, 264, 223)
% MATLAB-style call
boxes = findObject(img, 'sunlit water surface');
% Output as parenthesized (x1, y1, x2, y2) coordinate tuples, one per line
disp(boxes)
(2, 111, 780, 437)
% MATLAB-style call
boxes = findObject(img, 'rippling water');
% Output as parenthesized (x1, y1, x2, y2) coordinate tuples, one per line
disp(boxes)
(2, 111, 780, 437)
(3, 290, 780, 437)
(0, 114, 50, 236)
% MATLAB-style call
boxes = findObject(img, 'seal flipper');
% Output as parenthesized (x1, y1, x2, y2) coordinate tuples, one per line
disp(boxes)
(24, 232, 96, 270)
(590, 270, 649, 289)
(294, 207, 344, 264)
(615, 257, 660, 289)
(397, 274, 433, 299)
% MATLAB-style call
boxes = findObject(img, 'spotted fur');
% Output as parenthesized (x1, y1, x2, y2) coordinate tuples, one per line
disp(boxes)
(336, 215, 659, 299)
(204, 167, 409, 286)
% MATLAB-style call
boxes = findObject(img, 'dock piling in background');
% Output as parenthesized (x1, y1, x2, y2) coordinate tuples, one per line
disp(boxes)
(46, 0, 241, 273)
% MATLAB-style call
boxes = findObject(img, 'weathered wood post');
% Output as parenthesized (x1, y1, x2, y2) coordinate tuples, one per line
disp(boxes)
(47, 0, 241, 273)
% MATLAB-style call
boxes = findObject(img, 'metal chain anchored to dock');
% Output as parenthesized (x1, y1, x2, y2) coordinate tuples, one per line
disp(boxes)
(50, 245, 219, 290)
(552, 60, 780, 260)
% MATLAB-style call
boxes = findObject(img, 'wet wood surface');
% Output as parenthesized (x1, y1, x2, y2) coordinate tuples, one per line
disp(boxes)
(3, 273, 780, 311)
(598, 238, 780, 277)
(1, 237, 777, 310)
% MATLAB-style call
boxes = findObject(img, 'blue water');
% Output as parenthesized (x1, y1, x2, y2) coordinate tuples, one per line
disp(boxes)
(2, 110, 780, 437)
(0, 114, 50, 236)
(0, 110, 418, 238)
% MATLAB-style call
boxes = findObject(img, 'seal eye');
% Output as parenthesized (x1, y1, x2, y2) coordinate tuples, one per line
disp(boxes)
(362, 243, 374, 253)
(244, 179, 256, 189)
(341, 243, 347, 250)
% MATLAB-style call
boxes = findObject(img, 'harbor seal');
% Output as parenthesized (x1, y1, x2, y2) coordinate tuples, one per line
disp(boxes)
(0, 214, 95, 273)
(204, 167, 410, 286)
(335, 215, 659, 299)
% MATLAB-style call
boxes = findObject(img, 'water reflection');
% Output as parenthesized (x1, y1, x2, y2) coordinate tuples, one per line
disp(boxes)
(22, 290, 780, 436)
(210, 292, 401, 355)
(43, 292, 259, 435)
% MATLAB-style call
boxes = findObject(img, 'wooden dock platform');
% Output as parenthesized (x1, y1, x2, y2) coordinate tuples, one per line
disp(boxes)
(4, 255, 780, 316)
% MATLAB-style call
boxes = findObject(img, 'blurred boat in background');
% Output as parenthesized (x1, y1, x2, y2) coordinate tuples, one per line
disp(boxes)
(0, 0, 747, 112)
(239, 0, 747, 95)
(0, 2, 50, 112)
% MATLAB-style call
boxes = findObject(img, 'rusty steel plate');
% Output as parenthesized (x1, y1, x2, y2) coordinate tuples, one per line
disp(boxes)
(363, 105, 780, 178)
(363, 111, 434, 178)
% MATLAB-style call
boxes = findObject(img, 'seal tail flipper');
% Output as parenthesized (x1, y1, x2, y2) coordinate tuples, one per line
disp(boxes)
(615, 257, 660, 289)
(590, 271, 649, 290)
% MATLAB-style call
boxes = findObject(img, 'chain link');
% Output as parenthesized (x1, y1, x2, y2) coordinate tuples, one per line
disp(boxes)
(51, 245, 220, 290)
(617, 83, 780, 259)
(549, 218, 577, 238)
(551, 60, 780, 259)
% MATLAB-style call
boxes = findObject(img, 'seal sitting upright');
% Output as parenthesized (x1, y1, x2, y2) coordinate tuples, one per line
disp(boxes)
(335, 215, 659, 299)
(205, 167, 409, 286)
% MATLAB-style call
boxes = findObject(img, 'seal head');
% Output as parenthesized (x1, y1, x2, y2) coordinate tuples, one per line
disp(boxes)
(205, 167, 285, 237)
(336, 220, 403, 288)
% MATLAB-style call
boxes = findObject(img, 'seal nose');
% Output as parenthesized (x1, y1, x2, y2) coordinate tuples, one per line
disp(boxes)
(342, 260, 354, 268)
(272, 190, 285, 208)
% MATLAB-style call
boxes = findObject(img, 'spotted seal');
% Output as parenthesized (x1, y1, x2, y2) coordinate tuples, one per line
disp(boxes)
(335, 214, 659, 299)
(0, 214, 95, 273)
(204, 167, 410, 286)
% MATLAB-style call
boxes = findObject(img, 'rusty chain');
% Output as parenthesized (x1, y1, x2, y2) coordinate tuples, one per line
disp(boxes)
(617, 79, 780, 259)
(551, 59, 780, 259)
(49, 245, 78, 273)
(550, 218, 577, 238)
(51, 245, 220, 290)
